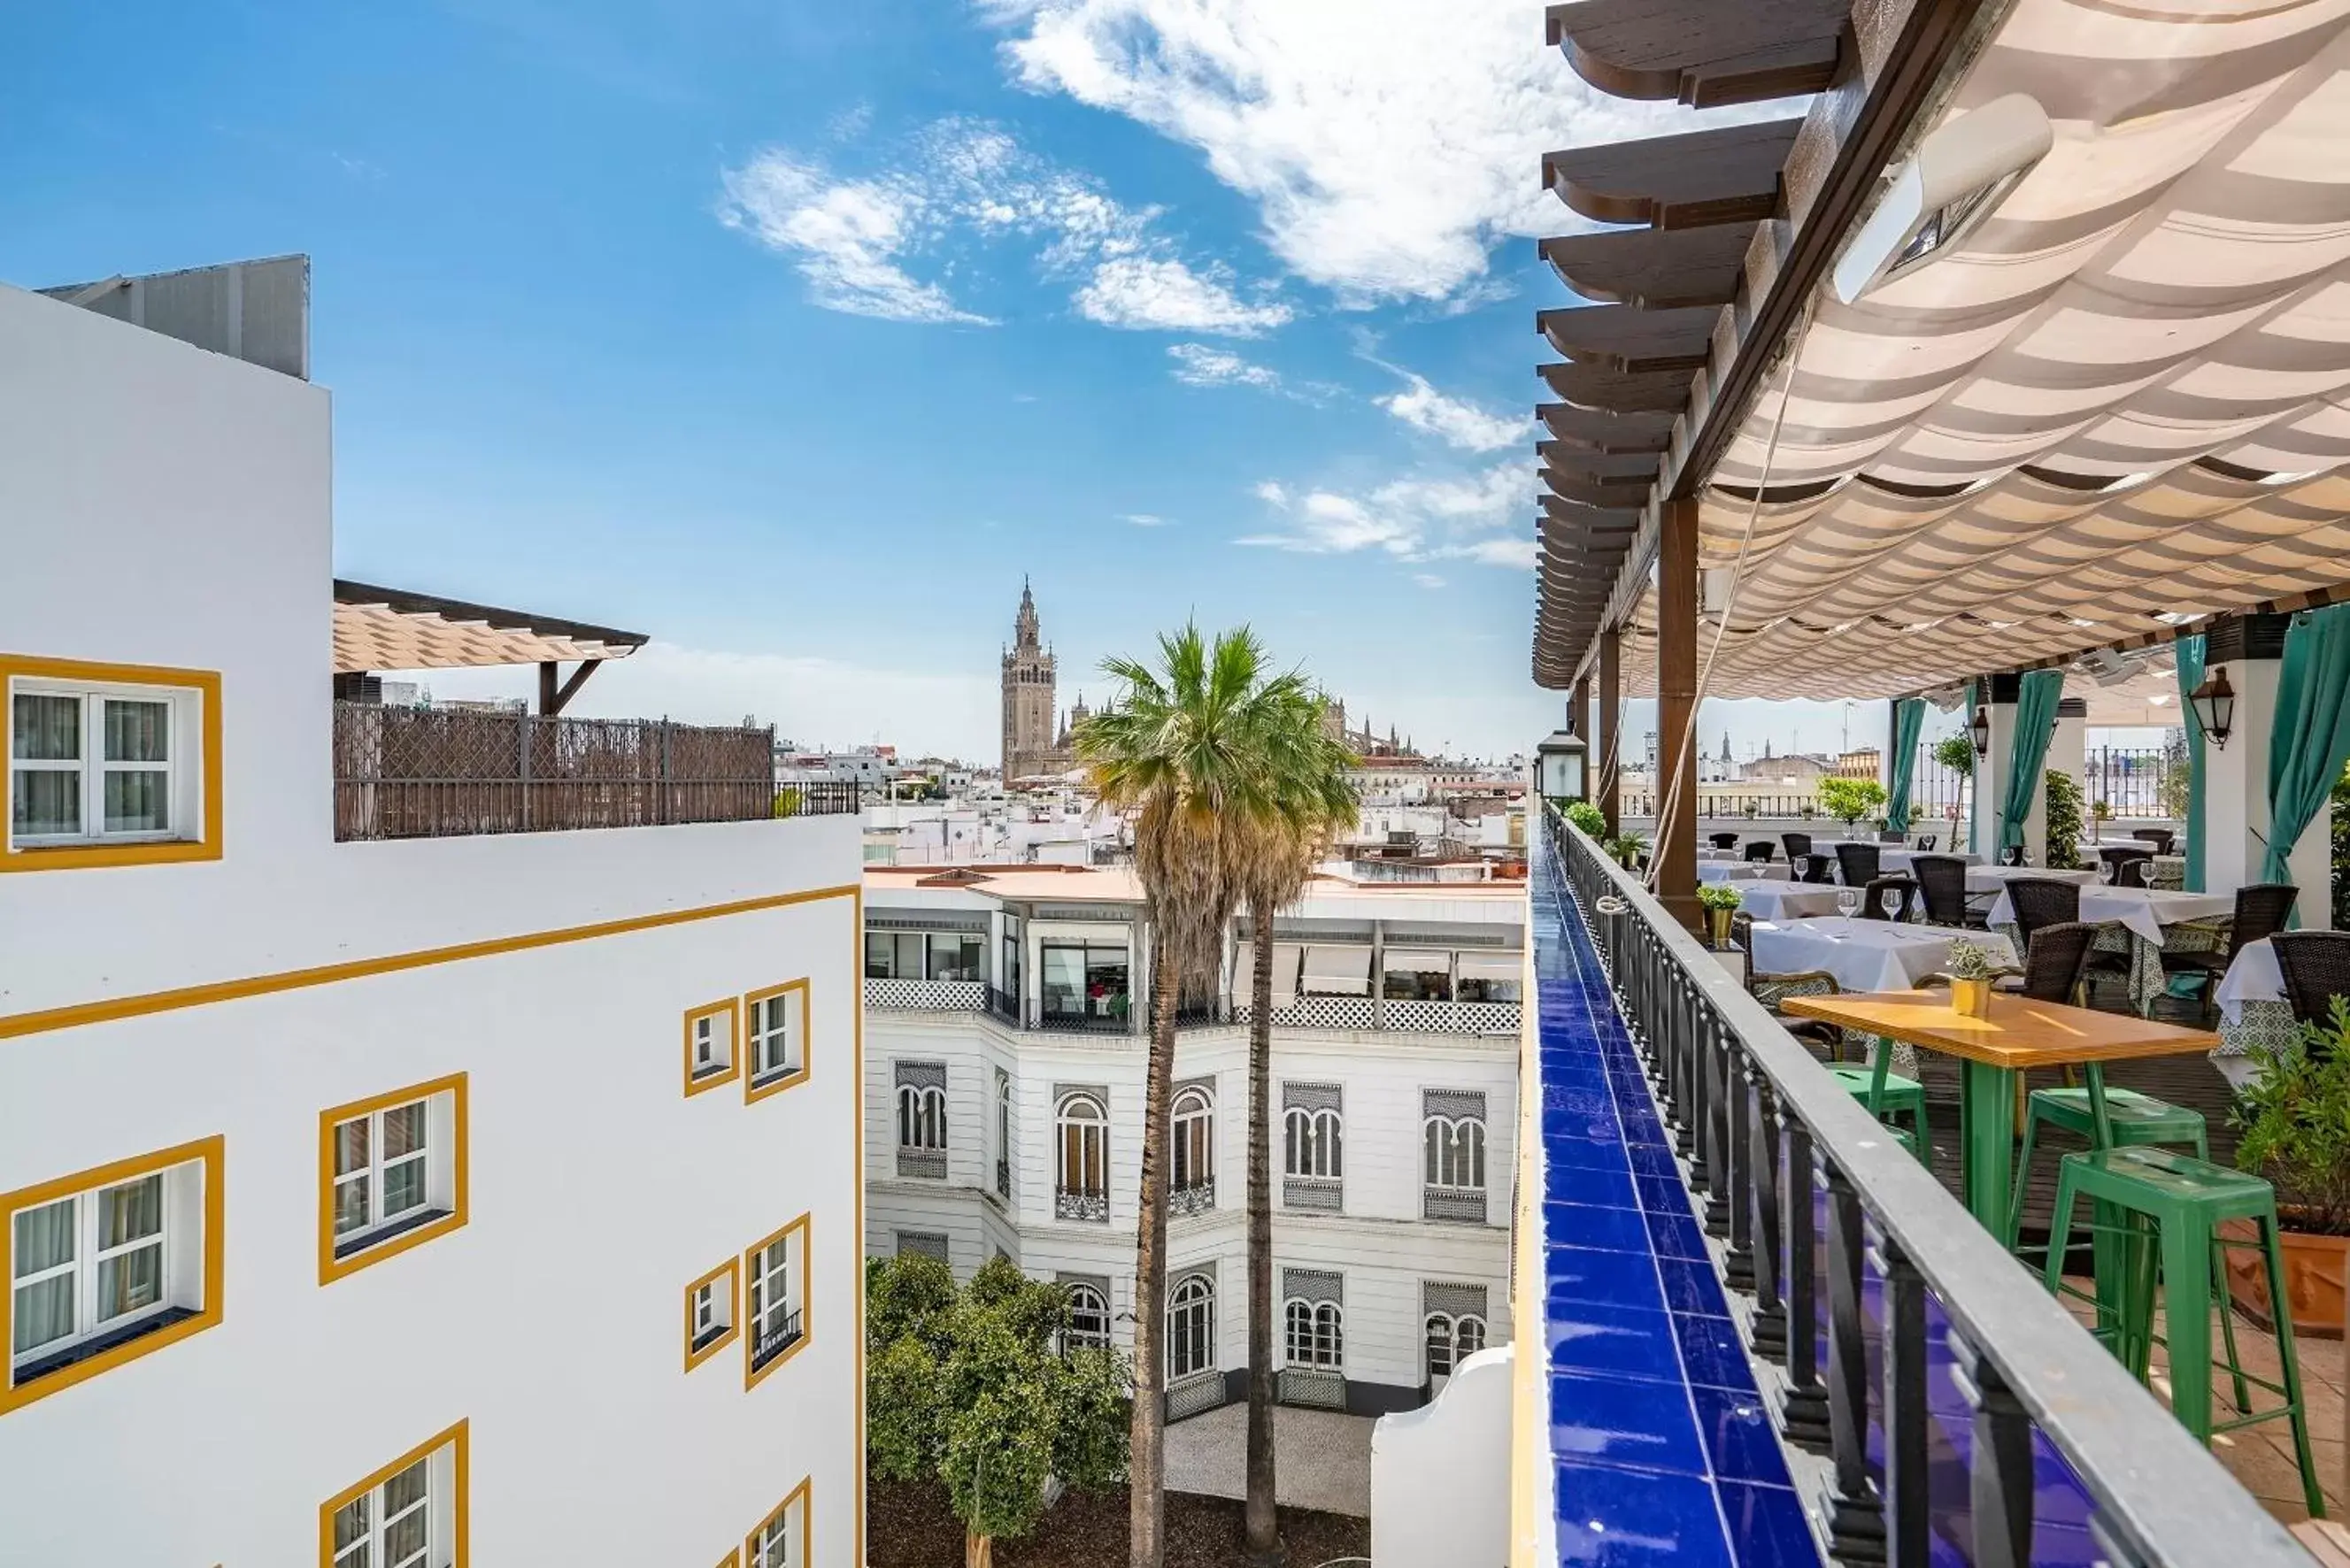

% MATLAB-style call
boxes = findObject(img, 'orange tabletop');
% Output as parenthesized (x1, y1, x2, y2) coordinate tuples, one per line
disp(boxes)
(1779, 989, 2219, 1070)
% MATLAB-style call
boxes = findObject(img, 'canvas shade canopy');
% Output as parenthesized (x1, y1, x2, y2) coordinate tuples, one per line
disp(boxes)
(331, 580, 647, 673)
(1550, 0, 2350, 698)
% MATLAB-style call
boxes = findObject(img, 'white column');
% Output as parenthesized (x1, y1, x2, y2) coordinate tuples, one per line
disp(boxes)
(2202, 623, 2332, 924)
(2049, 697, 2086, 861)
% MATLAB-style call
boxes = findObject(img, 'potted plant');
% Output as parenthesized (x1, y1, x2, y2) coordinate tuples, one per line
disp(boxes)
(1816, 776, 1888, 836)
(1562, 799, 1606, 839)
(2223, 1001, 2350, 1339)
(1944, 939, 1998, 1019)
(1606, 833, 1645, 872)
(2091, 797, 2113, 844)
(1696, 882, 1742, 949)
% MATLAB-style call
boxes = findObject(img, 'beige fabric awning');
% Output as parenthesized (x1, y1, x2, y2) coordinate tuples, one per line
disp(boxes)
(331, 580, 647, 674)
(1603, 0, 2350, 698)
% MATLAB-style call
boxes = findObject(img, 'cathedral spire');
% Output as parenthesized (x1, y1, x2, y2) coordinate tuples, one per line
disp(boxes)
(1013, 577, 1040, 651)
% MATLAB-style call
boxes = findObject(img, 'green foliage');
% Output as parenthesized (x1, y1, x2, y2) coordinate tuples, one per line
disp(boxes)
(1561, 799, 1606, 838)
(1815, 776, 1887, 830)
(2042, 771, 2083, 871)
(771, 788, 805, 819)
(2092, 798, 2114, 822)
(2158, 727, 2192, 823)
(1605, 833, 1645, 866)
(1932, 734, 1976, 777)
(1696, 883, 1743, 911)
(866, 1254, 1132, 1550)
(2234, 999, 2350, 1234)
(2332, 761, 2350, 930)
(1945, 940, 1998, 982)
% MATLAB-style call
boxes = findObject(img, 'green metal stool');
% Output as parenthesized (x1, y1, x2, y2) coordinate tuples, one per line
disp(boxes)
(1827, 1034, 1930, 1164)
(2005, 1085, 2207, 1250)
(2041, 1146, 2325, 1518)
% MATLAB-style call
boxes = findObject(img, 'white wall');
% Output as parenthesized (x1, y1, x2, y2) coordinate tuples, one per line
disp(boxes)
(0, 281, 866, 1564)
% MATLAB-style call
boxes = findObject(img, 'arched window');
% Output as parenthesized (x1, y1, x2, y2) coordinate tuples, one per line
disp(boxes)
(896, 1084, 946, 1150)
(1422, 1115, 1485, 1190)
(993, 1073, 1013, 1198)
(1064, 1284, 1110, 1353)
(1171, 1087, 1214, 1194)
(1057, 1094, 1107, 1198)
(1425, 1312, 1489, 1381)
(1167, 1273, 1215, 1380)
(1283, 1106, 1343, 1180)
(1283, 1298, 1343, 1370)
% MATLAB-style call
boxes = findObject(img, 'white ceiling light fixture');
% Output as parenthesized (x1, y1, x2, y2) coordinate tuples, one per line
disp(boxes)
(1832, 94, 2054, 304)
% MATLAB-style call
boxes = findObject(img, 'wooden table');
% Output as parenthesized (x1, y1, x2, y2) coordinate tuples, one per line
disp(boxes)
(1779, 989, 2220, 1231)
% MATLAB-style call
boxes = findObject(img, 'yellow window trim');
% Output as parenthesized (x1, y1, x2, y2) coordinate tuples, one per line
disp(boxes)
(682, 996, 743, 1098)
(742, 979, 812, 1105)
(684, 1256, 741, 1373)
(317, 1418, 469, 1568)
(716, 1555, 742, 1568)
(0, 654, 224, 873)
(0, 1134, 226, 1417)
(744, 1476, 813, 1568)
(316, 1073, 469, 1286)
(744, 1212, 813, 1392)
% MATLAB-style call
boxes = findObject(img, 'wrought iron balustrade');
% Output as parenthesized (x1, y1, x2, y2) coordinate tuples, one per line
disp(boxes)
(1055, 1187, 1109, 1222)
(1168, 1179, 1216, 1218)
(749, 1310, 805, 1372)
(1419, 1184, 1487, 1224)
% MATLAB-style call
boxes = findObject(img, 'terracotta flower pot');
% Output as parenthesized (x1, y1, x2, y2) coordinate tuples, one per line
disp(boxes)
(2219, 1217, 2348, 1341)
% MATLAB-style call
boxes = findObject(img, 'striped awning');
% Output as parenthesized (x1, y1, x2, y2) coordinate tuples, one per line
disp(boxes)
(1644, 0, 2350, 698)
(331, 580, 646, 674)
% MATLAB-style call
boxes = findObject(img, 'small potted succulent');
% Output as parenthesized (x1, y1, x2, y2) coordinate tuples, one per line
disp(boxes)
(1696, 882, 1743, 949)
(2091, 797, 2113, 843)
(1943, 938, 1998, 1018)
(2224, 1000, 2350, 1339)
(1606, 833, 1645, 872)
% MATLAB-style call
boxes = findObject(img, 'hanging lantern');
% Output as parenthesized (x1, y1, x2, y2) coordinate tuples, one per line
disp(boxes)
(2188, 666, 2236, 749)
(1969, 704, 1992, 758)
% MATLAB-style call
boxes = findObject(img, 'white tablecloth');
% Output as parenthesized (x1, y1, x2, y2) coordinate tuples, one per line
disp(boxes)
(2215, 937, 2284, 1024)
(1732, 883, 1845, 921)
(1746, 918, 2018, 994)
(1699, 861, 1792, 884)
(1984, 884, 2232, 947)
(1965, 865, 2098, 895)
(1812, 841, 1984, 881)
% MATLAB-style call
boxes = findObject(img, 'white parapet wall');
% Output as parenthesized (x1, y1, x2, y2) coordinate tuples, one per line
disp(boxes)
(1369, 1341, 1514, 1568)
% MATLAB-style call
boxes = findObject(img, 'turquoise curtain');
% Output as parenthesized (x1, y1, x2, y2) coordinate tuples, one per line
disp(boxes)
(1884, 698, 1924, 834)
(2176, 634, 2207, 893)
(1998, 670, 2064, 855)
(2262, 605, 2350, 903)
(1964, 678, 1980, 856)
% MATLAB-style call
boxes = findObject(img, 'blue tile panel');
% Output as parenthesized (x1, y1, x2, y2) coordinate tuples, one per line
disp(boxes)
(1532, 834, 1822, 1568)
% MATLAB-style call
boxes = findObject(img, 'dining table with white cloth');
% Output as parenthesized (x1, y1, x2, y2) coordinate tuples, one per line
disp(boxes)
(1983, 883, 2236, 1015)
(1965, 865, 2098, 895)
(2209, 936, 2306, 1072)
(1730, 882, 1845, 921)
(1814, 841, 1984, 880)
(1699, 861, 1792, 885)
(1745, 917, 2018, 995)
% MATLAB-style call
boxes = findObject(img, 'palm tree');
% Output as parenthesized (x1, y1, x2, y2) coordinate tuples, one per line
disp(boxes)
(1235, 699, 1357, 1566)
(1075, 625, 1318, 1568)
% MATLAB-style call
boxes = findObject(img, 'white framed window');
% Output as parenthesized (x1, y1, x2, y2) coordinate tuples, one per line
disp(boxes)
(1422, 1115, 1487, 1191)
(744, 981, 808, 1097)
(8, 678, 206, 849)
(321, 1077, 465, 1279)
(1063, 1283, 1111, 1353)
(325, 1425, 465, 1568)
(746, 1481, 810, 1568)
(745, 1216, 810, 1384)
(685, 1257, 739, 1372)
(1283, 1298, 1343, 1371)
(682, 998, 739, 1095)
(1425, 1312, 1488, 1383)
(1167, 1273, 1215, 1380)
(1056, 1093, 1108, 1198)
(896, 1084, 947, 1150)
(1171, 1087, 1214, 1193)
(1283, 1107, 1343, 1180)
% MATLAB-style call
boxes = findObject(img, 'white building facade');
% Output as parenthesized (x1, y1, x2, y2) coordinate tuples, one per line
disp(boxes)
(860, 866, 1520, 1418)
(0, 269, 862, 1565)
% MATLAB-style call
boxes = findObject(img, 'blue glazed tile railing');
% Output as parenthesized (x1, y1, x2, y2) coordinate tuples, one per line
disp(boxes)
(1529, 805, 2308, 1568)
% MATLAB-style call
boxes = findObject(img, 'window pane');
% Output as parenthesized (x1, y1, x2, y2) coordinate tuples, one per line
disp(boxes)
(102, 769, 169, 834)
(11, 768, 81, 836)
(334, 1496, 372, 1552)
(98, 1175, 164, 1247)
(894, 933, 923, 978)
(382, 1459, 428, 1516)
(102, 700, 169, 763)
(381, 1103, 428, 1160)
(12, 1275, 73, 1355)
(334, 1118, 370, 1177)
(381, 1157, 427, 1218)
(865, 933, 894, 979)
(11, 695, 80, 760)
(335, 1175, 371, 1234)
(12, 1198, 75, 1275)
(384, 1511, 426, 1567)
(96, 1242, 162, 1319)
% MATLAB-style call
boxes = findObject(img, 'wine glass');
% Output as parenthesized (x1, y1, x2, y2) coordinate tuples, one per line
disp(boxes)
(1836, 886, 1861, 929)
(1880, 885, 1903, 922)
(2098, 860, 2115, 885)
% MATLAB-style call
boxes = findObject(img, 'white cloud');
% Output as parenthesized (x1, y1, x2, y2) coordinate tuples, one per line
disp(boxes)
(720, 118, 1288, 333)
(1377, 372, 1525, 452)
(1412, 573, 1446, 589)
(1167, 342, 1285, 392)
(985, 0, 1714, 304)
(1121, 511, 1170, 527)
(1235, 460, 1534, 568)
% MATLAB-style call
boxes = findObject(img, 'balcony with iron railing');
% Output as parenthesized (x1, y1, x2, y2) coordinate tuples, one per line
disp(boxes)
(332, 702, 858, 842)
(867, 969, 1522, 1040)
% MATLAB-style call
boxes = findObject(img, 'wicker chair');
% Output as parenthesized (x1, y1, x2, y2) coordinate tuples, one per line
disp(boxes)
(1794, 853, 1835, 885)
(2130, 827, 2177, 856)
(2149, 857, 2185, 892)
(1744, 841, 1776, 863)
(2007, 920, 2097, 1003)
(1710, 832, 1740, 851)
(1782, 831, 1813, 863)
(1911, 833, 1938, 851)
(1857, 875, 1917, 922)
(2161, 883, 2298, 995)
(2272, 931, 2350, 1031)
(2111, 857, 2152, 889)
(1834, 842, 1882, 888)
(2098, 845, 2154, 880)
(2006, 878, 2082, 949)
(1733, 912, 1845, 1056)
(1911, 855, 1974, 926)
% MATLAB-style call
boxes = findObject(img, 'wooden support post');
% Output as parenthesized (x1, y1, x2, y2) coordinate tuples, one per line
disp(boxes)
(1656, 496, 1700, 932)
(1572, 675, 1592, 802)
(1599, 626, 1622, 838)
(538, 658, 604, 717)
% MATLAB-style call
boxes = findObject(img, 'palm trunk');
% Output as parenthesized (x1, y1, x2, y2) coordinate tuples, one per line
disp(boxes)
(967, 1530, 992, 1568)
(1129, 934, 1182, 1568)
(1243, 904, 1283, 1564)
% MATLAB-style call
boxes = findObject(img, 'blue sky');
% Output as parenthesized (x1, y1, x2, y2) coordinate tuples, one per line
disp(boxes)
(6, 0, 1896, 761)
